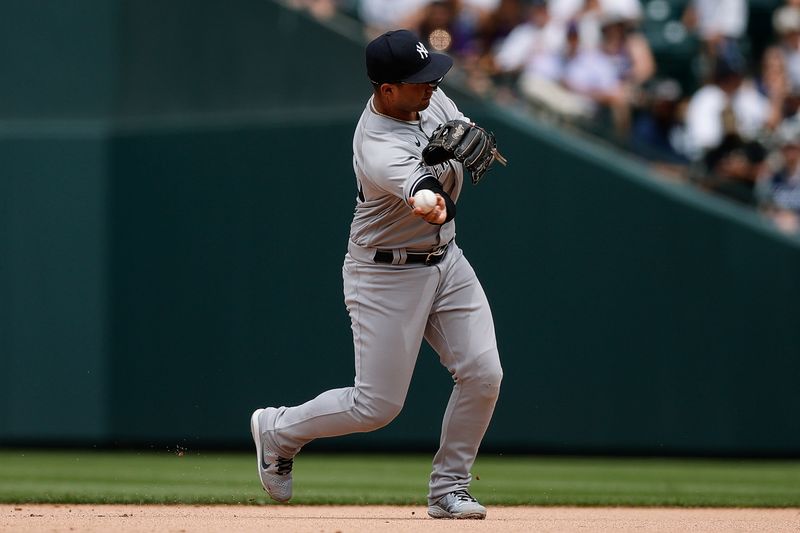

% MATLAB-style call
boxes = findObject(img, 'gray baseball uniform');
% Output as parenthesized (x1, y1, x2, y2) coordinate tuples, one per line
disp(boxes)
(257, 88, 503, 504)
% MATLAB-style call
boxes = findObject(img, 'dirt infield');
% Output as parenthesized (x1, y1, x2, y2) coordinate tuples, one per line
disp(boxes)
(3, 505, 799, 532)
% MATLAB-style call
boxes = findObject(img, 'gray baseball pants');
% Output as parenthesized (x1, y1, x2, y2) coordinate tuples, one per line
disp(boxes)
(259, 241, 502, 504)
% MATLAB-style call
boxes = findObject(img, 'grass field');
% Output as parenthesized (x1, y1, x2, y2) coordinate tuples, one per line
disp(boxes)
(1, 450, 799, 507)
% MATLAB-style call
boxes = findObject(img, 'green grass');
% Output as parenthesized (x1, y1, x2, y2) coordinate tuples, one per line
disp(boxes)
(0, 450, 798, 507)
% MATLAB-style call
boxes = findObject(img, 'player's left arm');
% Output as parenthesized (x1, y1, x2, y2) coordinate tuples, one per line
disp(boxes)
(422, 120, 506, 185)
(426, 89, 507, 185)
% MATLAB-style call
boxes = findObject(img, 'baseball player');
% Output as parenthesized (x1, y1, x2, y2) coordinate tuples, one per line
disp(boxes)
(251, 29, 504, 520)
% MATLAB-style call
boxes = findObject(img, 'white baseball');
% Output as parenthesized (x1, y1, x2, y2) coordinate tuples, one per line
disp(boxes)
(413, 189, 437, 214)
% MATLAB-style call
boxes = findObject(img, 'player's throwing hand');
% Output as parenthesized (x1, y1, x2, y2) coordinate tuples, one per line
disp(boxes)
(409, 193, 447, 224)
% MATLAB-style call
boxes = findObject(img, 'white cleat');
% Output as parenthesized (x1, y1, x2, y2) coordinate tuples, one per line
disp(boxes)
(427, 489, 487, 519)
(250, 408, 294, 503)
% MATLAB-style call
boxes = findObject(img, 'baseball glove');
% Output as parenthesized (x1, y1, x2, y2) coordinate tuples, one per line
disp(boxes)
(422, 120, 507, 184)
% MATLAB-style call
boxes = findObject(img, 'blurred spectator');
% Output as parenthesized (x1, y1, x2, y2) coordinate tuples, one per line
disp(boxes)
(562, 20, 627, 128)
(683, 57, 770, 160)
(758, 45, 792, 131)
(548, 0, 642, 50)
(493, 0, 565, 76)
(529, 22, 598, 116)
(682, 0, 748, 81)
(461, 0, 528, 93)
(473, 0, 527, 61)
(491, 1, 578, 108)
(757, 5, 800, 130)
(762, 118, 800, 231)
(417, 0, 473, 55)
(630, 78, 690, 168)
(682, 0, 748, 48)
(464, 0, 500, 7)
(562, 10, 654, 135)
(600, 9, 654, 86)
(771, 5, 800, 92)
(358, 0, 432, 38)
(548, 0, 642, 24)
(450, 0, 504, 51)
(461, 0, 502, 17)
(700, 133, 767, 207)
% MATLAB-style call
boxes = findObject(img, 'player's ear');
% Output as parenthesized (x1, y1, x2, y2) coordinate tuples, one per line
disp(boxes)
(379, 83, 396, 97)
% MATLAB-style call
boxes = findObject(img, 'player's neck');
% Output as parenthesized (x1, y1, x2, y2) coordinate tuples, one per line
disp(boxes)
(371, 95, 419, 122)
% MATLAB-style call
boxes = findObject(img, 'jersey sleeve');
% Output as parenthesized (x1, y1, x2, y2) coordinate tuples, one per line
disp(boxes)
(402, 163, 437, 203)
(360, 137, 433, 201)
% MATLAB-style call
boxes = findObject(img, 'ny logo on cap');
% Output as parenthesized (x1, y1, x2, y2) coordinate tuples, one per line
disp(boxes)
(416, 42, 429, 59)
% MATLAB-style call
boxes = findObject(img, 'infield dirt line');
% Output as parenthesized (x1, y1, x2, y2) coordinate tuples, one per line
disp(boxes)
(4, 504, 800, 533)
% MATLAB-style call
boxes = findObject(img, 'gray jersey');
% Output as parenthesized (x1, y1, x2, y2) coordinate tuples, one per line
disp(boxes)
(350, 88, 467, 251)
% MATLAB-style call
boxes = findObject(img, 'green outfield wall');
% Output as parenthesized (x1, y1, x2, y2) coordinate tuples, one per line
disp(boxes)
(2, 1, 799, 455)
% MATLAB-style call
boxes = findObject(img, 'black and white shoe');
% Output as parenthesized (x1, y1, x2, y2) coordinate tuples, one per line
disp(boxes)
(428, 489, 487, 519)
(250, 408, 294, 503)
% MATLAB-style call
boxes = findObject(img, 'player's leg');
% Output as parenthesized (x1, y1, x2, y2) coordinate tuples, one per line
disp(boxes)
(423, 243, 503, 518)
(251, 257, 439, 500)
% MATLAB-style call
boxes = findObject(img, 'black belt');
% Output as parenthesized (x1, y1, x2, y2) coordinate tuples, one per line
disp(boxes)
(373, 244, 449, 265)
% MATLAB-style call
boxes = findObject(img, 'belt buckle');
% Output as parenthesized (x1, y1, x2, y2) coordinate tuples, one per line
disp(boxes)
(424, 245, 446, 266)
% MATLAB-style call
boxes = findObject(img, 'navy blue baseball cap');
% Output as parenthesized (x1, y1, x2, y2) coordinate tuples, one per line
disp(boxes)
(366, 29, 453, 85)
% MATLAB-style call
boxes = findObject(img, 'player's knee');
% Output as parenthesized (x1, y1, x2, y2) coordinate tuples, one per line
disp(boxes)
(479, 366, 503, 401)
(353, 395, 403, 431)
(460, 351, 503, 400)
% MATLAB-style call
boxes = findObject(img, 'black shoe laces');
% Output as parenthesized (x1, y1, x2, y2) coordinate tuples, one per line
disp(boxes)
(276, 456, 293, 476)
(452, 490, 477, 503)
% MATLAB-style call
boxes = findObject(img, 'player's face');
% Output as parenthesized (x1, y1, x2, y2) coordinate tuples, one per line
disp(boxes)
(390, 82, 438, 119)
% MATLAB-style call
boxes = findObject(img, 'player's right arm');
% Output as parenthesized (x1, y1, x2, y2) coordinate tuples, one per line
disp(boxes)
(407, 175, 454, 224)
(362, 136, 455, 224)
(409, 191, 448, 224)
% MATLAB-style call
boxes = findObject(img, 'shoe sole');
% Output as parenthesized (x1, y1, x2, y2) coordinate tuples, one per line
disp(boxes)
(250, 408, 266, 489)
(427, 506, 486, 520)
